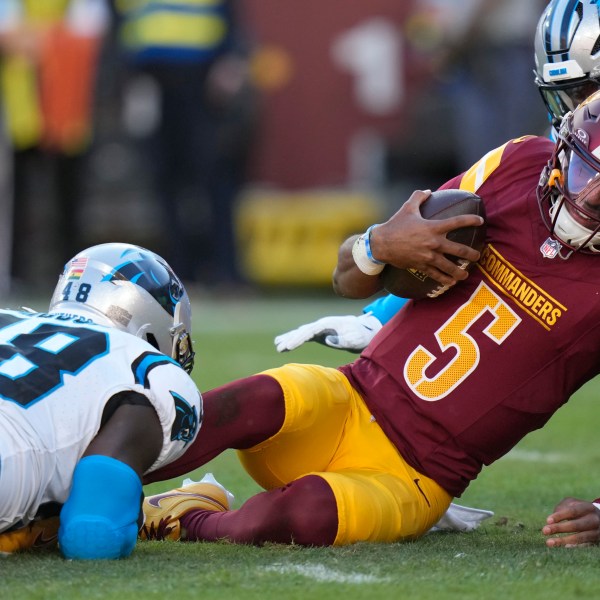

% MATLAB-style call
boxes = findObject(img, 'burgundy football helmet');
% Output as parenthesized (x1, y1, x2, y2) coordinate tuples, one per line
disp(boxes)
(538, 89, 600, 257)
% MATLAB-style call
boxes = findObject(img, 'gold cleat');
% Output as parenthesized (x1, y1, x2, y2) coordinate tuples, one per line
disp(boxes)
(0, 517, 60, 555)
(140, 473, 234, 541)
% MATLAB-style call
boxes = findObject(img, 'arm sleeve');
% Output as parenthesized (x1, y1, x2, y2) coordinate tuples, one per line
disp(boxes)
(362, 294, 409, 325)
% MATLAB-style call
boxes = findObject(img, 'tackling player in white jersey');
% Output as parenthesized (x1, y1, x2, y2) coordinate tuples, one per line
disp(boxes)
(0, 242, 203, 560)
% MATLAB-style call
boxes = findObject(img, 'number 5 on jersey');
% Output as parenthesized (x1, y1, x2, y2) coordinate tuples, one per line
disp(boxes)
(404, 282, 521, 401)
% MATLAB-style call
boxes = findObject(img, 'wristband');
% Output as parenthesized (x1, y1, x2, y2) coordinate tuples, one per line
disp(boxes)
(364, 225, 386, 265)
(593, 498, 600, 511)
(352, 231, 385, 276)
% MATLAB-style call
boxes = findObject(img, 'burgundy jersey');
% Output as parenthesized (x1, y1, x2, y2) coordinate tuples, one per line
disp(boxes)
(340, 136, 600, 497)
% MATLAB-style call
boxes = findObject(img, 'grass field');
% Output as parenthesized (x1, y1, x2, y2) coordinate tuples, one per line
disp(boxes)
(4, 293, 600, 599)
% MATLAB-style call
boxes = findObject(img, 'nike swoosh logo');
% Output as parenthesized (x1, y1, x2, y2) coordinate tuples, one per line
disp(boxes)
(413, 478, 431, 508)
(32, 520, 59, 548)
(32, 530, 58, 547)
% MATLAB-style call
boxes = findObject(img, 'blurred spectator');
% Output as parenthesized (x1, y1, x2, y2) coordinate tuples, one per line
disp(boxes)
(0, 0, 109, 289)
(438, 0, 550, 167)
(112, 0, 258, 287)
(391, 0, 549, 186)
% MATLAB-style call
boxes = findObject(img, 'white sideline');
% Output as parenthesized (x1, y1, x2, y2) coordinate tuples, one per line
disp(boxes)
(505, 449, 569, 463)
(264, 563, 390, 584)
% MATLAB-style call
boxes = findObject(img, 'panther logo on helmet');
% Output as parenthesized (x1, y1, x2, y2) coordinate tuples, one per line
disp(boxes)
(101, 249, 185, 317)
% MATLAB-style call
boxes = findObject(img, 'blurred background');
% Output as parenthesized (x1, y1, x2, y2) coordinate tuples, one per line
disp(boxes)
(0, 0, 550, 300)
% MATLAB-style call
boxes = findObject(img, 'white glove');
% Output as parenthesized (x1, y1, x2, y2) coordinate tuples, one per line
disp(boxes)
(274, 313, 383, 353)
(428, 503, 494, 533)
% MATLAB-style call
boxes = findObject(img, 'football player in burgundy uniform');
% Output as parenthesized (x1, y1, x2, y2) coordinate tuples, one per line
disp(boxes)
(275, 0, 600, 352)
(270, 0, 600, 547)
(141, 90, 600, 548)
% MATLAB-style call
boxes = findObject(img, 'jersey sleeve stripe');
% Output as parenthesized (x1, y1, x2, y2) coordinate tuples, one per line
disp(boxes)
(459, 142, 509, 193)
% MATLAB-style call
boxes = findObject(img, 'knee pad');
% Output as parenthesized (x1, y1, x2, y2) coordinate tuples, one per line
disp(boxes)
(59, 455, 142, 560)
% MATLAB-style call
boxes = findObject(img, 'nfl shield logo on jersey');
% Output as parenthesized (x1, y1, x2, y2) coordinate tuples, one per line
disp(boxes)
(540, 238, 561, 259)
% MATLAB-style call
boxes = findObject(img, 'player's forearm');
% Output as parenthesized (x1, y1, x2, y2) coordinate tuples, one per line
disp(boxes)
(332, 235, 384, 299)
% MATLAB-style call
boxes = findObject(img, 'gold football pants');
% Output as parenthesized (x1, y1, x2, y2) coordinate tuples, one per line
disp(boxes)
(237, 363, 452, 545)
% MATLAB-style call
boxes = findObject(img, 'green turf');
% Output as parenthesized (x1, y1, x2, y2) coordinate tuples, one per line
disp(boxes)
(4, 295, 600, 600)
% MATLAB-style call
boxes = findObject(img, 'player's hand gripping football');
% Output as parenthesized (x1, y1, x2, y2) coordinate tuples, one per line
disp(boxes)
(274, 313, 383, 353)
(370, 190, 484, 281)
(333, 190, 485, 300)
(542, 497, 600, 547)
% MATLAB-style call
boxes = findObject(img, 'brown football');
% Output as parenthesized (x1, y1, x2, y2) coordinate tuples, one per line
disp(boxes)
(381, 189, 486, 299)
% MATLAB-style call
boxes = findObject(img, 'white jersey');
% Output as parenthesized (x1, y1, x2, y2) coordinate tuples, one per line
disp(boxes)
(0, 309, 202, 533)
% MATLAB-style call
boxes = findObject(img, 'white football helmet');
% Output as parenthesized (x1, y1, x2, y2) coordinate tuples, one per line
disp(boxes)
(534, 0, 600, 125)
(49, 243, 195, 372)
(538, 89, 600, 257)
